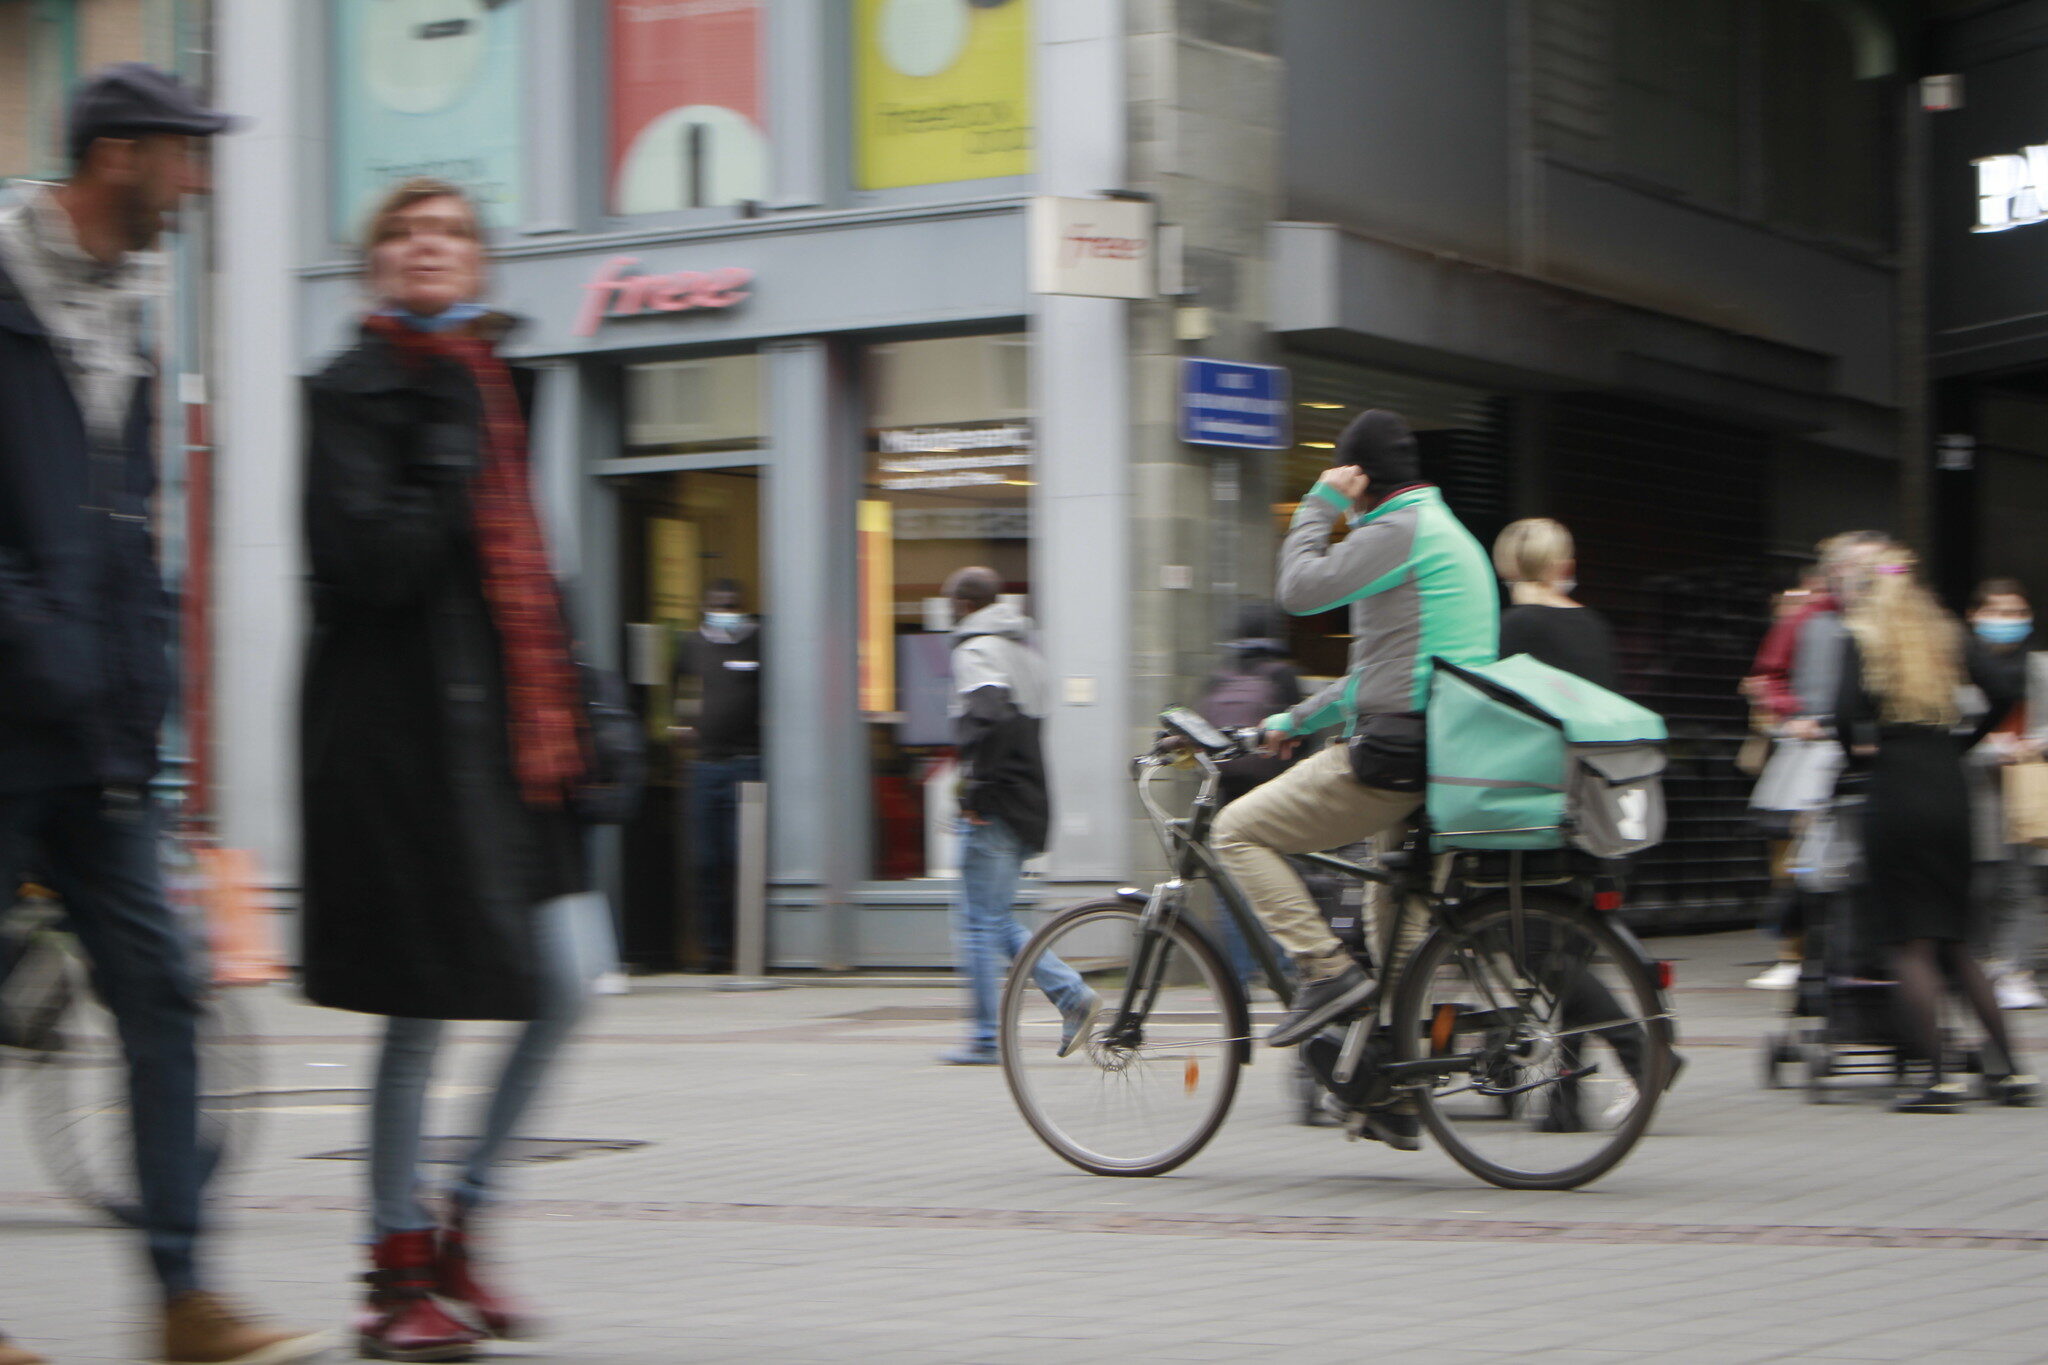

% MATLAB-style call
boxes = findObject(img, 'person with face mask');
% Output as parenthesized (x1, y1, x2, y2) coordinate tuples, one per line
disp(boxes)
(1963, 579, 2047, 1010)
(1493, 517, 1616, 691)
(672, 579, 764, 972)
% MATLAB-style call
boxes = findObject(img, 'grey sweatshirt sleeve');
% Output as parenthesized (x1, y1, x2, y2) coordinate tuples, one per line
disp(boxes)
(1275, 483, 1420, 616)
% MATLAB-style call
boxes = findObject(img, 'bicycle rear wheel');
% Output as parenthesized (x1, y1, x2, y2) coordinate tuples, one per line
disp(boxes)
(27, 945, 263, 1226)
(1000, 898, 1244, 1177)
(1391, 892, 1669, 1191)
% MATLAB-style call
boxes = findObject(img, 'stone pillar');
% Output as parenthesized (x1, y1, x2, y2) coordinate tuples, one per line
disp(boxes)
(762, 339, 867, 966)
(1032, 1, 1136, 884)
(1124, 0, 1286, 871)
(211, 0, 304, 888)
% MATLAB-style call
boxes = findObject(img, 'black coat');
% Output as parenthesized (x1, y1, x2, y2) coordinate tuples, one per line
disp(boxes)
(299, 324, 586, 1021)
(0, 255, 173, 795)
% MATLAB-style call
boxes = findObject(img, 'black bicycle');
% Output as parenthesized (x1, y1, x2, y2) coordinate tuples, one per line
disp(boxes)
(998, 708, 1675, 1191)
(1, 873, 262, 1226)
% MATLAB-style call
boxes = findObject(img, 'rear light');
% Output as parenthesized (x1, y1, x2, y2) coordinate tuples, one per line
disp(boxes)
(1655, 960, 1674, 991)
(1594, 889, 1623, 912)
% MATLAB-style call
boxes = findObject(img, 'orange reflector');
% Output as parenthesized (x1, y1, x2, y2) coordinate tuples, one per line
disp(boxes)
(1184, 1057, 1200, 1094)
(1430, 1003, 1458, 1055)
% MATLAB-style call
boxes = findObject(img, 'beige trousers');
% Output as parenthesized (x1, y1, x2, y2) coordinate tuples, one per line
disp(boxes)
(1212, 743, 1429, 982)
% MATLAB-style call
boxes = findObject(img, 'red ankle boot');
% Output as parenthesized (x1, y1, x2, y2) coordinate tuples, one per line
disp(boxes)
(435, 1206, 533, 1339)
(358, 1230, 482, 1362)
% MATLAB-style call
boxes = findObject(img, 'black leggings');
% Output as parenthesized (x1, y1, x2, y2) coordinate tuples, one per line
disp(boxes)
(1889, 938, 2021, 1082)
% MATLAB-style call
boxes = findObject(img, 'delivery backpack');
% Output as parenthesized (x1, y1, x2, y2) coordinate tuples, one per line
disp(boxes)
(1425, 655, 1668, 858)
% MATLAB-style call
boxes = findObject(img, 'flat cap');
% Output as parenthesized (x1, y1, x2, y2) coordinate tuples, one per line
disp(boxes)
(68, 62, 239, 163)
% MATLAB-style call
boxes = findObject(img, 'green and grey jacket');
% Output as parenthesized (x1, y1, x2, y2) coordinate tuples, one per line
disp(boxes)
(1266, 483, 1498, 738)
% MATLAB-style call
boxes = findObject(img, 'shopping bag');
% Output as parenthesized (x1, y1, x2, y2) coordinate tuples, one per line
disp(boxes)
(195, 847, 290, 986)
(1791, 801, 1861, 893)
(2003, 759, 2048, 848)
(1748, 738, 1843, 813)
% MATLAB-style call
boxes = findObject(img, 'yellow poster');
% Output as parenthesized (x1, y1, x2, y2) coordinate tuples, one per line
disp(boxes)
(649, 517, 700, 740)
(854, 0, 1033, 190)
(858, 500, 897, 714)
(649, 517, 701, 627)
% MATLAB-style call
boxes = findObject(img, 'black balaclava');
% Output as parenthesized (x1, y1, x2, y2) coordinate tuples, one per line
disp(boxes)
(1335, 409, 1421, 494)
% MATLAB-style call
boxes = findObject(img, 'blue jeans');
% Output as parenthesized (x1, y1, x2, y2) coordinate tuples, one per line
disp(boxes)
(688, 754, 762, 965)
(369, 894, 593, 1235)
(952, 816, 1088, 1051)
(0, 786, 205, 1296)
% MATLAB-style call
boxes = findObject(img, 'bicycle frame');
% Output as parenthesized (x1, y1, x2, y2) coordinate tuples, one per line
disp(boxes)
(1113, 741, 1670, 1091)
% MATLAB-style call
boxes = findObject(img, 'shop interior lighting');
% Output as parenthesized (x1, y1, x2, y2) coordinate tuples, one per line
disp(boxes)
(1303, 441, 1336, 449)
(1301, 402, 1344, 409)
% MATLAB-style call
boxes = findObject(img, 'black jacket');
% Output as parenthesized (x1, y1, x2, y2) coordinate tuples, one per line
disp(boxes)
(299, 323, 586, 1021)
(0, 255, 172, 795)
(949, 602, 1050, 853)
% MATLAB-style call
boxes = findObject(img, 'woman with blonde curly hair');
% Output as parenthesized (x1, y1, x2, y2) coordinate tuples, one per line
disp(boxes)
(1837, 545, 2036, 1111)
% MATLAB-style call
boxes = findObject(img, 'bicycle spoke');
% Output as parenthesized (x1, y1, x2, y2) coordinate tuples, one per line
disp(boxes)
(1000, 902, 1241, 1176)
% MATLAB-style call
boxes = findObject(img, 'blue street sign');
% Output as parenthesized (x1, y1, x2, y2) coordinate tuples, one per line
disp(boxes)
(1178, 358, 1292, 450)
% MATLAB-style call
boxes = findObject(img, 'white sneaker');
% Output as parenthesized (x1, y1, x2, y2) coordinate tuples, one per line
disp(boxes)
(1996, 972, 2047, 1011)
(1746, 962, 1800, 990)
(1601, 1078, 1640, 1128)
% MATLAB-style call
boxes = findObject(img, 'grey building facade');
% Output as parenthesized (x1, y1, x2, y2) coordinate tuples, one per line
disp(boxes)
(210, 0, 1911, 963)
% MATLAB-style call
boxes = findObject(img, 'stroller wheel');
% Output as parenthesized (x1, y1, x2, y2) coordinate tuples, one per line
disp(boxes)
(1759, 1035, 1787, 1090)
(1804, 1045, 1832, 1104)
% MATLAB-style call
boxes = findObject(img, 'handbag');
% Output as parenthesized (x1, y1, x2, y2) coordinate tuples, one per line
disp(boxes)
(2003, 759, 2048, 848)
(1790, 800, 1861, 893)
(1735, 708, 1773, 776)
(1748, 738, 1843, 813)
(569, 661, 647, 825)
(1347, 711, 1426, 793)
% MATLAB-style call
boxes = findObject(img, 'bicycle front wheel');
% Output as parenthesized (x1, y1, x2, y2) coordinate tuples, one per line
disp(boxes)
(1000, 898, 1244, 1177)
(1392, 892, 1670, 1191)
(28, 948, 263, 1226)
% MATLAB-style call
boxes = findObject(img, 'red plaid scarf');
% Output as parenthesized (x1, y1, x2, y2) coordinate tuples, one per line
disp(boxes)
(366, 314, 585, 808)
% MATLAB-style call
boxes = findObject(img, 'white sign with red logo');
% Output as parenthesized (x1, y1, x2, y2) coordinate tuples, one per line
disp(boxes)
(1029, 196, 1155, 300)
(573, 254, 754, 337)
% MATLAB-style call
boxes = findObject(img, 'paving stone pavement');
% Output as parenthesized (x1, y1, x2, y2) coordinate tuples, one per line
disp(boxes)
(4, 930, 2048, 1363)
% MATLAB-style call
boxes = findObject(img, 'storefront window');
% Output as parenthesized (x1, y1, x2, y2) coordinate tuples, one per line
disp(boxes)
(861, 334, 1031, 880)
(330, 0, 526, 239)
(852, 0, 1033, 190)
(624, 353, 765, 456)
(608, 0, 769, 215)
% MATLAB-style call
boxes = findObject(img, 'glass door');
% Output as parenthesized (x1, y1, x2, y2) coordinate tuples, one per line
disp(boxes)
(608, 353, 764, 972)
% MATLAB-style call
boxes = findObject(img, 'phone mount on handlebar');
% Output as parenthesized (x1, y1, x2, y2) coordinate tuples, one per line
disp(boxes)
(1158, 706, 1234, 754)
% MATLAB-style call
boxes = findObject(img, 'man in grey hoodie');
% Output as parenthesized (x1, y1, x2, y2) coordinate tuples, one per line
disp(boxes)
(939, 567, 1098, 1065)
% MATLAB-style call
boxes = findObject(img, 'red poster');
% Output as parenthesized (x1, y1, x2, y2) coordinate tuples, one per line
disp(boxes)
(609, 0, 768, 214)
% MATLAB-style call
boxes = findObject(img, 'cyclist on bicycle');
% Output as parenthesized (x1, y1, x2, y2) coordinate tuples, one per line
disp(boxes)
(1212, 409, 1497, 1050)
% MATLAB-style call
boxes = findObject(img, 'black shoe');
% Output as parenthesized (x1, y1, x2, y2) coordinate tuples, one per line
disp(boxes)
(1988, 1073, 2039, 1107)
(1266, 966, 1378, 1048)
(1363, 1105, 1422, 1151)
(1894, 1081, 1967, 1113)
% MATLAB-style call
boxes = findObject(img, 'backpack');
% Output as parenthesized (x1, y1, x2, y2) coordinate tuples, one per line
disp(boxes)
(1199, 662, 1296, 792)
(1198, 664, 1290, 732)
(1426, 654, 1668, 858)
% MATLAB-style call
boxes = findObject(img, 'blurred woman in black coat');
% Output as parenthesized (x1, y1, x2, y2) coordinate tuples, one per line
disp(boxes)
(301, 178, 592, 1356)
(1835, 547, 2034, 1113)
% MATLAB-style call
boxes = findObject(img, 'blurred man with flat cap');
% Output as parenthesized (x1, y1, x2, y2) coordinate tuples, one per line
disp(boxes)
(0, 65, 324, 1365)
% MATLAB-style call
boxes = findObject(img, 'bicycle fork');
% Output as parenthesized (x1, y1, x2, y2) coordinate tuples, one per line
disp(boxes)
(1101, 881, 1182, 1048)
